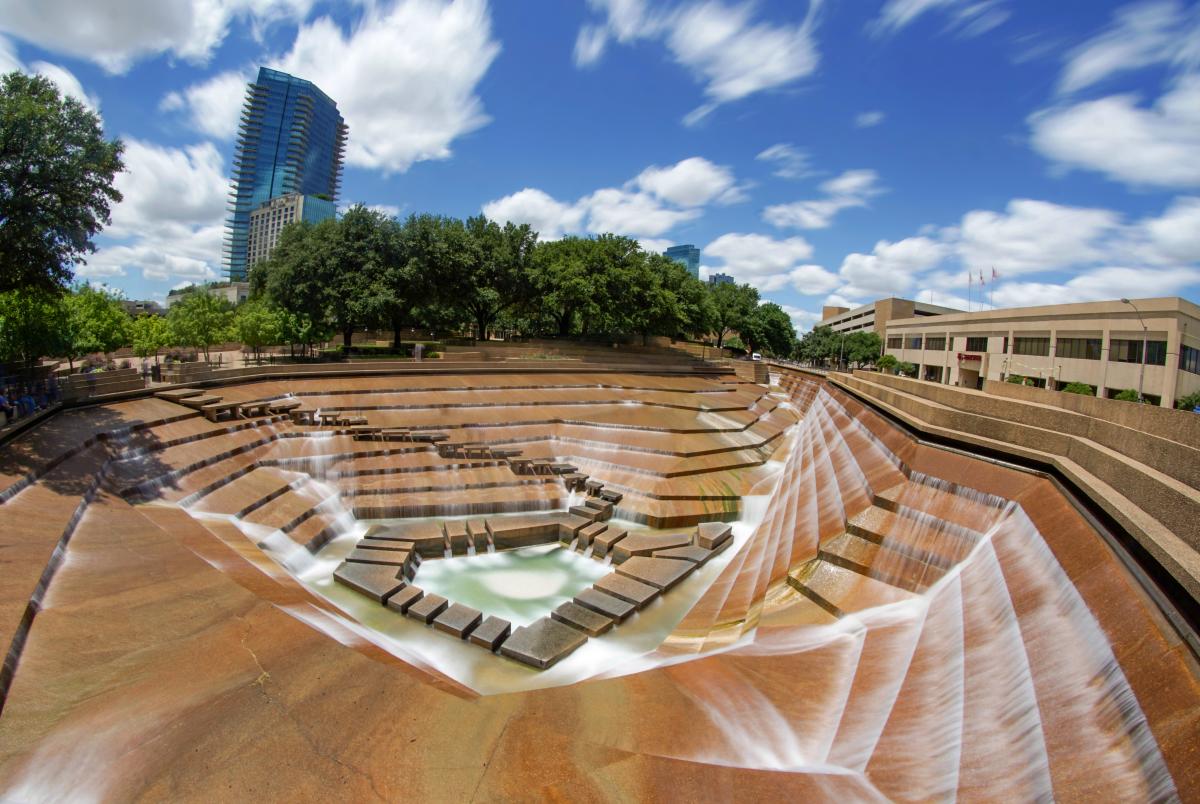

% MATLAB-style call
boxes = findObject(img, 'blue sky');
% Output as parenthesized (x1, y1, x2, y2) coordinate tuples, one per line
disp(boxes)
(2, 0, 1199, 331)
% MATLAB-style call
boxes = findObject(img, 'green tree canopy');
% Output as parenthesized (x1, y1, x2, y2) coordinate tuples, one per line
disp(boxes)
(167, 289, 233, 361)
(797, 325, 840, 365)
(56, 284, 129, 369)
(0, 72, 124, 293)
(450, 216, 536, 341)
(843, 331, 882, 365)
(740, 302, 797, 357)
(234, 299, 283, 361)
(708, 282, 759, 349)
(129, 314, 170, 365)
(0, 288, 64, 370)
(877, 353, 898, 373)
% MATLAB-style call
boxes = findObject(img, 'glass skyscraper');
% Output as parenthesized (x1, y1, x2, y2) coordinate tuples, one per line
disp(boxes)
(225, 67, 348, 280)
(664, 244, 700, 279)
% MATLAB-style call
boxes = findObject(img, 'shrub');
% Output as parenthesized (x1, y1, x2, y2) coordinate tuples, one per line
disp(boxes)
(897, 361, 916, 377)
(1112, 388, 1142, 402)
(425, 350, 440, 359)
(877, 354, 898, 373)
(1061, 382, 1095, 396)
(1176, 390, 1200, 411)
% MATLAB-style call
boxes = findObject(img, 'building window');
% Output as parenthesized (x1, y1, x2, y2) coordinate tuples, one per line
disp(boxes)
(1056, 337, 1102, 360)
(1181, 344, 1200, 375)
(925, 336, 947, 351)
(905, 336, 923, 350)
(1109, 339, 1164, 364)
(1013, 337, 1050, 357)
(886, 336, 902, 349)
(965, 336, 989, 352)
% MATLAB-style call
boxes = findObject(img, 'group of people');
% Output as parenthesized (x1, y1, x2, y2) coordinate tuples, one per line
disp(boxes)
(0, 381, 58, 426)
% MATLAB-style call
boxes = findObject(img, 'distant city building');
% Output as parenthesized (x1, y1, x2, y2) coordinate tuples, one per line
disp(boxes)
(821, 297, 962, 337)
(664, 244, 700, 279)
(225, 67, 347, 281)
(120, 299, 165, 317)
(166, 281, 250, 308)
(882, 296, 1200, 407)
(708, 272, 734, 285)
(247, 192, 336, 267)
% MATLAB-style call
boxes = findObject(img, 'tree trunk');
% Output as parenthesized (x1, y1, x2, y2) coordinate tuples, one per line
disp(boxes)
(476, 313, 490, 343)
(391, 311, 403, 352)
(716, 329, 725, 349)
(342, 327, 353, 350)
(556, 309, 572, 337)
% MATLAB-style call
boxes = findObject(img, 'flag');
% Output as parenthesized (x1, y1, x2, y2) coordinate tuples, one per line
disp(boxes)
(992, 267, 998, 280)
(979, 270, 985, 285)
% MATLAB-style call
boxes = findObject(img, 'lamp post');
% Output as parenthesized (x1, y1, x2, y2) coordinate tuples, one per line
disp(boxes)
(1120, 298, 1147, 403)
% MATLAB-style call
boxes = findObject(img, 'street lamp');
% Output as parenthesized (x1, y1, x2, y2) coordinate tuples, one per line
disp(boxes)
(1120, 298, 1147, 403)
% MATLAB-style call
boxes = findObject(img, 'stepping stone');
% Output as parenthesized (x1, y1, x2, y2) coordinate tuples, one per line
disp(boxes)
(466, 519, 489, 552)
(407, 593, 449, 624)
(695, 522, 733, 550)
(345, 547, 409, 567)
(594, 573, 660, 609)
(584, 498, 612, 516)
(591, 528, 628, 558)
(599, 490, 623, 504)
(357, 538, 412, 552)
(333, 562, 405, 603)
(469, 616, 512, 651)
(155, 388, 203, 402)
(433, 603, 483, 639)
(500, 618, 588, 669)
(584, 479, 605, 494)
(578, 521, 607, 549)
(443, 520, 470, 554)
(653, 545, 716, 565)
(385, 584, 424, 614)
(612, 533, 692, 564)
(574, 588, 636, 624)
(552, 601, 614, 636)
(569, 505, 599, 522)
(615, 556, 695, 591)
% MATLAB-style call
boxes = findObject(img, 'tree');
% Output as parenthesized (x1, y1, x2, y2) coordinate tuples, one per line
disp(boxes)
(129, 314, 170, 367)
(1061, 382, 1095, 396)
(451, 216, 536, 341)
(797, 325, 840, 365)
(708, 282, 759, 349)
(167, 289, 233, 361)
(0, 72, 124, 293)
(740, 302, 797, 357)
(897, 361, 917, 377)
(234, 300, 283, 362)
(56, 284, 129, 369)
(877, 354, 898, 373)
(0, 288, 64, 371)
(843, 331, 882, 365)
(326, 205, 393, 349)
(1113, 388, 1142, 402)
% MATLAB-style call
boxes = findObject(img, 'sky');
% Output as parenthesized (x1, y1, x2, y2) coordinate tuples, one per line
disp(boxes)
(2, 0, 1199, 333)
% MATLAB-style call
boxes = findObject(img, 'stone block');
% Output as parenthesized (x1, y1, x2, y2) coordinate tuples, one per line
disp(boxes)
(469, 616, 512, 651)
(615, 556, 695, 591)
(443, 520, 470, 555)
(591, 528, 628, 558)
(568, 505, 599, 522)
(653, 545, 715, 565)
(499, 618, 588, 669)
(333, 562, 405, 603)
(594, 573, 660, 609)
(574, 588, 636, 623)
(433, 603, 483, 639)
(695, 522, 733, 550)
(345, 547, 410, 567)
(357, 537, 412, 552)
(599, 489, 623, 504)
(385, 584, 424, 614)
(487, 516, 559, 550)
(551, 601, 614, 636)
(612, 533, 692, 564)
(578, 521, 607, 550)
(407, 593, 449, 624)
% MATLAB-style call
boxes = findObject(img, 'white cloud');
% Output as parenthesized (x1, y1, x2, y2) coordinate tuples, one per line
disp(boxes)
(83, 139, 228, 285)
(633, 156, 746, 206)
(1139, 196, 1200, 263)
(0, 35, 99, 113)
(763, 168, 884, 229)
(576, 0, 822, 125)
(704, 232, 837, 293)
(482, 188, 585, 240)
(870, 0, 1009, 38)
(366, 203, 402, 218)
(854, 110, 885, 127)
(836, 236, 948, 299)
(780, 303, 821, 333)
(160, 68, 252, 140)
(1029, 75, 1200, 188)
(951, 198, 1120, 275)
(0, 0, 314, 74)
(483, 156, 743, 239)
(638, 237, 674, 254)
(991, 266, 1200, 308)
(275, 0, 500, 173)
(1057, 0, 1200, 95)
(756, 143, 812, 179)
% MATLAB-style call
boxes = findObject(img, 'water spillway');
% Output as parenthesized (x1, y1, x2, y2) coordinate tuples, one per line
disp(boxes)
(0, 366, 1195, 799)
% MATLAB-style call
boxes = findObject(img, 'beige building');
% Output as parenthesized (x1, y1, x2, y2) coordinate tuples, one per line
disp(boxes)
(883, 297, 1200, 407)
(165, 281, 250, 308)
(247, 193, 333, 267)
(821, 297, 963, 336)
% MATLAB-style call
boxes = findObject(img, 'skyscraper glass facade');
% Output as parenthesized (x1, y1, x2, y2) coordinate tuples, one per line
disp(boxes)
(664, 244, 700, 279)
(225, 67, 347, 280)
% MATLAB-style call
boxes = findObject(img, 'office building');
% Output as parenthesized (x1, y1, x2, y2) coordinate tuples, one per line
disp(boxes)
(166, 281, 250, 309)
(246, 192, 337, 267)
(709, 272, 734, 286)
(882, 297, 1200, 407)
(225, 67, 347, 280)
(664, 244, 700, 279)
(821, 297, 962, 337)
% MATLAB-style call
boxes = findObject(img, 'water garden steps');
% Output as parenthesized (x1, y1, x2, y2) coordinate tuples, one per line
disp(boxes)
(786, 559, 917, 617)
(187, 467, 301, 518)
